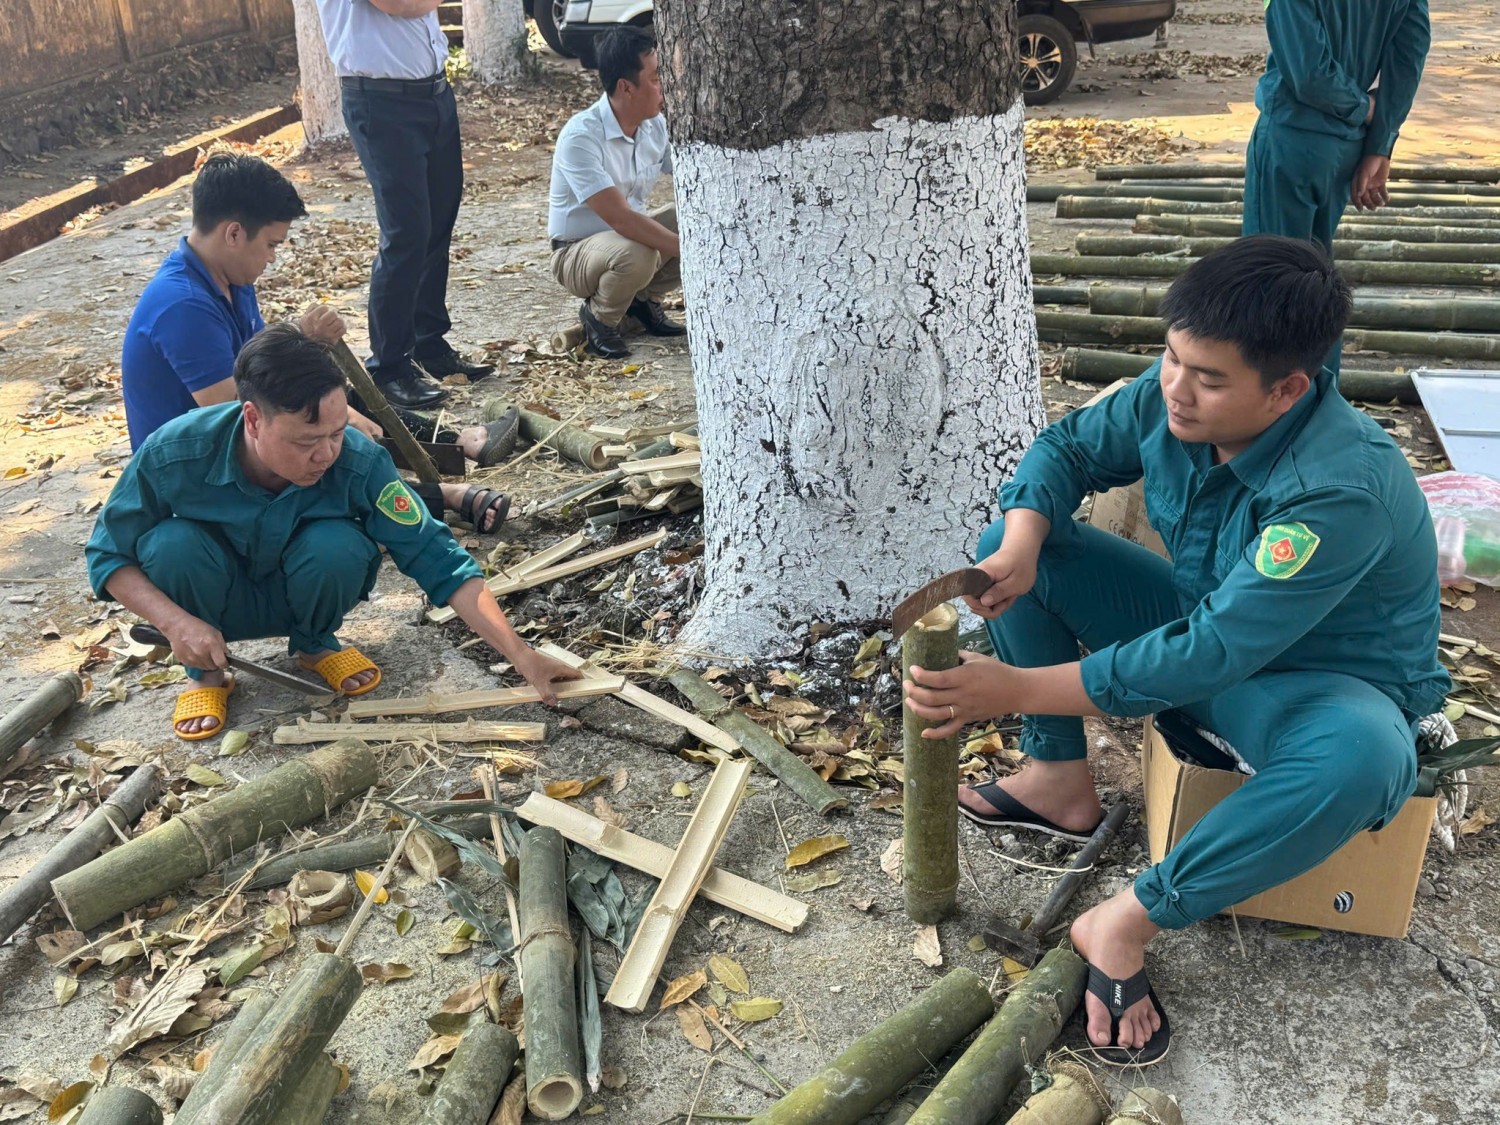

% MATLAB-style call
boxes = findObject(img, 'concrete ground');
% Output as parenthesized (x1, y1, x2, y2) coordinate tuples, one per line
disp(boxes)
(2, 1, 1499, 1122)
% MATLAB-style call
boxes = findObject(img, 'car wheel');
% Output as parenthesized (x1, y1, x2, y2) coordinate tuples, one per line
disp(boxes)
(533, 0, 573, 57)
(1018, 14, 1077, 106)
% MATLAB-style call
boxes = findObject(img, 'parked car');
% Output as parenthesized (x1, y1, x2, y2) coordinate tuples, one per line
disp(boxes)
(529, 0, 574, 58)
(556, 0, 1175, 107)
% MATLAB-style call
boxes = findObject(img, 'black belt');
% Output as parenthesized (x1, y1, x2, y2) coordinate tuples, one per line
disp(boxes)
(551, 238, 576, 252)
(340, 74, 448, 97)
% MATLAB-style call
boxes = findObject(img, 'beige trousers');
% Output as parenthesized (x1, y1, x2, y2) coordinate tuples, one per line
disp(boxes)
(550, 205, 680, 327)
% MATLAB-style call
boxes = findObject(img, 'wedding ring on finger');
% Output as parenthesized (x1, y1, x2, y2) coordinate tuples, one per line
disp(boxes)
(948, 704, 957, 720)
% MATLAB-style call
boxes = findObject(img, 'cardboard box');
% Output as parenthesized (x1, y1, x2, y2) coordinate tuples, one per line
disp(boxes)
(1142, 717, 1436, 939)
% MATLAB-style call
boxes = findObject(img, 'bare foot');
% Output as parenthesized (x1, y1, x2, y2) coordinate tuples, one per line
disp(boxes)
(298, 649, 378, 693)
(1071, 891, 1162, 1051)
(957, 758, 1103, 833)
(176, 670, 229, 736)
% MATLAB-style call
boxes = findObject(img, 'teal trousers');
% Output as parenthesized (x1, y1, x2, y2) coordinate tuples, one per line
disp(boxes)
(977, 515, 1418, 929)
(137, 517, 382, 678)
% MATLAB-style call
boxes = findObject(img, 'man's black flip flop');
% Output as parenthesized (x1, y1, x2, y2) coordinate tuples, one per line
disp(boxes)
(1082, 962, 1172, 1067)
(959, 780, 1103, 843)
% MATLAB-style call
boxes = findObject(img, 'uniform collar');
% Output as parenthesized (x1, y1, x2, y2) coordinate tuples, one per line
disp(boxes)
(177, 237, 237, 308)
(205, 404, 251, 488)
(1221, 367, 1331, 489)
(597, 94, 629, 142)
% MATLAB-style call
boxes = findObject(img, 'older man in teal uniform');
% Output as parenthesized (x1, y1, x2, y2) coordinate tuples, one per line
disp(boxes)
(87, 324, 578, 740)
(1243, 0, 1429, 252)
(905, 236, 1448, 1065)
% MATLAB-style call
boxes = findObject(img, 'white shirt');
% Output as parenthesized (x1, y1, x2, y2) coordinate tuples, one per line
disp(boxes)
(548, 94, 672, 242)
(315, 0, 448, 80)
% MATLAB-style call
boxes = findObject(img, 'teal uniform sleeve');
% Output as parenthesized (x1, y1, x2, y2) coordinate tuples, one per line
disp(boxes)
(1080, 486, 1392, 715)
(1363, 0, 1430, 157)
(85, 450, 169, 600)
(1264, 0, 1371, 127)
(357, 454, 483, 607)
(999, 374, 1152, 536)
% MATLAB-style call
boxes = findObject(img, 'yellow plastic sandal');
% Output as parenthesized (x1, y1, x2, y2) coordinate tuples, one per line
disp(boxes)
(171, 679, 235, 742)
(306, 647, 383, 696)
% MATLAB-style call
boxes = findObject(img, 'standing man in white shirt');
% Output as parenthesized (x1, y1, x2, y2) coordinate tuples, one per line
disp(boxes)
(548, 27, 684, 359)
(313, 0, 494, 409)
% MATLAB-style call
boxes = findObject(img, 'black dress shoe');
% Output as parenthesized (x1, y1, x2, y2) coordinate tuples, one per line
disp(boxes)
(579, 302, 630, 359)
(628, 297, 687, 336)
(377, 369, 449, 409)
(415, 344, 496, 381)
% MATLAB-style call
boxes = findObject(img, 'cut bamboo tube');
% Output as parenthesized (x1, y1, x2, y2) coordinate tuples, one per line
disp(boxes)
(1114, 176, 1500, 199)
(278, 1054, 341, 1125)
(1104, 1089, 1182, 1125)
(514, 793, 807, 931)
(908, 949, 1087, 1125)
(273, 719, 546, 744)
(902, 604, 960, 924)
(235, 818, 491, 889)
(173, 954, 363, 1125)
(75, 1088, 164, 1125)
(605, 758, 752, 1012)
(420, 1024, 519, 1124)
(667, 667, 849, 815)
(1003, 1062, 1107, 1125)
(1033, 284, 1089, 306)
(1059, 194, 1500, 221)
(519, 827, 584, 1120)
(0, 764, 162, 943)
(52, 739, 377, 930)
(535, 642, 739, 754)
(550, 322, 585, 353)
(175, 991, 276, 1117)
(407, 829, 461, 882)
(343, 675, 623, 719)
(517, 408, 610, 470)
(1058, 348, 1419, 405)
(1032, 253, 1500, 288)
(1077, 231, 1500, 264)
(426, 528, 668, 622)
(1136, 213, 1500, 243)
(1040, 182, 1500, 208)
(1345, 326, 1500, 361)
(1096, 160, 1500, 183)
(0, 670, 83, 766)
(747, 968, 995, 1125)
(330, 340, 439, 483)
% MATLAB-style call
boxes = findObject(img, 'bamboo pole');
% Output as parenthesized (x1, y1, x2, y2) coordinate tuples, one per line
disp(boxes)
(1032, 252, 1500, 288)
(902, 604, 960, 924)
(516, 407, 611, 470)
(1039, 182, 1500, 208)
(1096, 161, 1500, 184)
(1103, 1089, 1182, 1125)
(666, 667, 849, 815)
(273, 719, 545, 744)
(278, 1054, 341, 1125)
(1058, 348, 1418, 404)
(0, 670, 83, 766)
(330, 340, 440, 484)
(1076, 231, 1500, 264)
(51, 739, 377, 930)
(1059, 195, 1500, 221)
(1344, 326, 1500, 361)
(75, 1088, 164, 1125)
(1114, 176, 1500, 199)
(519, 826, 584, 1121)
(175, 992, 276, 1117)
(907, 949, 1086, 1125)
(747, 968, 995, 1125)
(1003, 1062, 1107, 1125)
(420, 1024, 520, 1125)
(1033, 284, 1090, 306)
(1136, 213, 1500, 243)
(0, 764, 162, 943)
(234, 818, 490, 889)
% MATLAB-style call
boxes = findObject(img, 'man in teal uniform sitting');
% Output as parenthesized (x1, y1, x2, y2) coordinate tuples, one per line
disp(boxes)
(1243, 0, 1429, 251)
(87, 324, 579, 740)
(905, 236, 1448, 1064)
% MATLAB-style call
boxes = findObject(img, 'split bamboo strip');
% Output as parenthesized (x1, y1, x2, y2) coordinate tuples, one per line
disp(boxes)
(617, 451, 701, 476)
(908, 949, 1087, 1125)
(509, 532, 589, 577)
(666, 667, 849, 815)
(343, 675, 622, 719)
(605, 758, 752, 1012)
(75, 1088, 164, 1125)
(1077, 231, 1500, 264)
(519, 826, 584, 1120)
(1032, 252, 1500, 288)
(514, 793, 807, 931)
(426, 528, 668, 622)
(330, 341, 439, 483)
(0, 764, 162, 943)
(419, 1024, 519, 1124)
(903, 604, 960, 924)
(1136, 213, 1500, 243)
(273, 719, 545, 745)
(0, 670, 84, 766)
(747, 968, 995, 1125)
(52, 739, 377, 930)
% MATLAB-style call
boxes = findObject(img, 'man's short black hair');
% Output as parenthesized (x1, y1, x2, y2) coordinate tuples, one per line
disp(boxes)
(1158, 235, 1353, 388)
(235, 323, 346, 424)
(598, 26, 656, 98)
(192, 153, 308, 237)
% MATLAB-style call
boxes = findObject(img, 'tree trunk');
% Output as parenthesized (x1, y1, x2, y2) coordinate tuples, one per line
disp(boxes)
(462, 0, 527, 85)
(656, 0, 1042, 656)
(0, 671, 83, 766)
(291, 0, 348, 146)
(420, 1024, 520, 1124)
(75, 1088, 163, 1125)
(902, 604, 960, 924)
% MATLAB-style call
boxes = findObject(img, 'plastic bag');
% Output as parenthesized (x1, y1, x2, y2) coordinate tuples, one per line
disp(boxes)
(1419, 471, 1500, 587)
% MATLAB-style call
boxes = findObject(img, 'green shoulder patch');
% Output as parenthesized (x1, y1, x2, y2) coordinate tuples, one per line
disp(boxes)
(1255, 522, 1320, 579)
(376, 480, 423, 526)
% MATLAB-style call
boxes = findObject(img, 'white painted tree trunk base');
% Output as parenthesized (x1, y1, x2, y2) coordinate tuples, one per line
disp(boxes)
(672, 103, 1043, 658)
(293, 0, 347, 147)
(463, 0, 527, 85)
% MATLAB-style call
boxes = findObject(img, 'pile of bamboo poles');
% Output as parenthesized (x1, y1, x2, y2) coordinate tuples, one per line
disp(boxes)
(1029, 161, 1500, 389)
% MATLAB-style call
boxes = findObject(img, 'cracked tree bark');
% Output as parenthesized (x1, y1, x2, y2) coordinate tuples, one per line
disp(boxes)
(463, 0, 528, 85)
(657, 0, 1043, 657)
(292, 0, 347, 146)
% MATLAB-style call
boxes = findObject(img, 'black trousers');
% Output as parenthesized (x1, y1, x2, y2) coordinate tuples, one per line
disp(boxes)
(341, 77, 464, 382)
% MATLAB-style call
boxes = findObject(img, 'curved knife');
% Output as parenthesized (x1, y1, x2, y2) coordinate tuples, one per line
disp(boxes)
(890, 568, 992, 637)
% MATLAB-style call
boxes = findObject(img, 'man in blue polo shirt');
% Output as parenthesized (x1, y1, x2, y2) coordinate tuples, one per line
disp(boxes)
(548, 27, 683, 359)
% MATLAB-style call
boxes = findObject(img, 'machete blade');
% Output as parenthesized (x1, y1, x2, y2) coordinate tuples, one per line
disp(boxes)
(890, 567, 992, 637)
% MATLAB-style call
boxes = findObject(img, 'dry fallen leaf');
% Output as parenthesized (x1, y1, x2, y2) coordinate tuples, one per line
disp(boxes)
(670, 781, 692, 798)
(784, 869, 843, 893)
(707, 954, 749, 995)
(492, 1076, 527, 1125)
(1002, 957, 1031, 983)
(544, 776, 606, 800)
(880, 837, 904, 884)
(354, 870, 390, 905)
(107, 967, 209, 1058)
(676, 1002, 713, 1051)
(1460, 807, 1495, 836)
(407, 1033, 463, 1070)
(730, 996, 783, 1023)
(659, 969, 707, 1009)
(361, 962, 414, 986)
(785, 833, 850, 869)
(913, 925, 942, 968)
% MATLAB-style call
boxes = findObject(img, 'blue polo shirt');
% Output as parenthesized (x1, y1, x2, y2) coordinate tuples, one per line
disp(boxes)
(121, 238, 264, 450)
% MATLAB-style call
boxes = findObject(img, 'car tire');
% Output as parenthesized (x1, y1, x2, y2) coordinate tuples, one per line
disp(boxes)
(1018, 14, 1077, 106)
(534, 0, 573, 57)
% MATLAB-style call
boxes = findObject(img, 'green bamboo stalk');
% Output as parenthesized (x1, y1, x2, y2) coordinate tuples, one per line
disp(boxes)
(515, 408, 610, 470)
(1041, 183, 1500, 208)
(747, 968, 996, 1125)
(907, 949, 1087, 1125)
(1032, 284, 1089, 306)
(1135, 214, 1500, 243)
(1345, 326, 1500, 361)
(1057, 348, 1417, 404)
(1096, 161, 1500, 184)
(420, 1024, 520, 1125)
(279, 1054, 342, 1125)
(1059, 196, 1500, 221)
(1031, 253, 1500, 288)
(1115, 176, 1500, 199)
(175, 992, 276, 1117)
(1076, 232, 1500, 264)
(902, 603, 961, 924)
(0, 670, 83, 766)
(75, 1088, 163, 1125)
(519, 827, 583, 1121)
